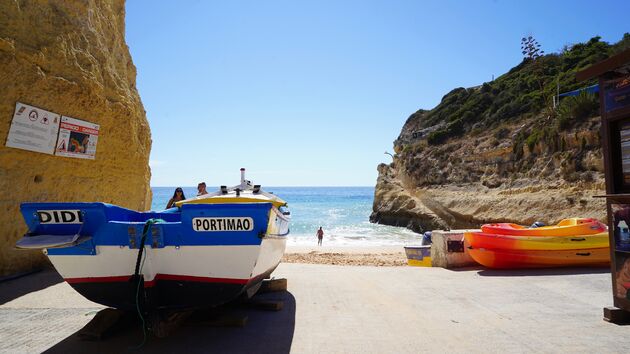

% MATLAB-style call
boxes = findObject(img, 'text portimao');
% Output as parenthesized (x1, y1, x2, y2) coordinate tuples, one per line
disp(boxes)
(192, 217, 254, 232)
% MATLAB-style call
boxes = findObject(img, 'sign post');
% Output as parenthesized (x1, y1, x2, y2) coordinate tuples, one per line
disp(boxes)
(578, 49, 630, 323)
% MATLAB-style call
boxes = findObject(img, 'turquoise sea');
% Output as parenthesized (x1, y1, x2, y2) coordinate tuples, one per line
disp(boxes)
(151, 186, 420, 246)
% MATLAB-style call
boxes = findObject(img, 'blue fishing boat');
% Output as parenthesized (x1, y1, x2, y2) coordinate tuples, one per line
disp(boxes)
(15, 169, 290, 311)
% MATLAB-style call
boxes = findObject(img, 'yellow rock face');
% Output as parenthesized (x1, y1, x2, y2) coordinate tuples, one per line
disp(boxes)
(0, 0, 151, 275)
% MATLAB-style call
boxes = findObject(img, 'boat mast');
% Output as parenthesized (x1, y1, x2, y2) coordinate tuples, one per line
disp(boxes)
(239, 168, 252, 189)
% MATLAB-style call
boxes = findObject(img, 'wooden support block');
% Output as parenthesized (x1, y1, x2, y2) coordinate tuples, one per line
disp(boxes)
(603, 306, 630, 325)
(150, 310, 193, 338)
(187, 314, 249, 328)
(245, 300, 284, 311)
(77, 308, 126, 341)
(258, 278, 287, 294)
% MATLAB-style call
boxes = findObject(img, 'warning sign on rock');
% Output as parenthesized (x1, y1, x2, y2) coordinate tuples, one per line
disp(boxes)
(55, 116, 99, 160)
(5, 102, 61, 155)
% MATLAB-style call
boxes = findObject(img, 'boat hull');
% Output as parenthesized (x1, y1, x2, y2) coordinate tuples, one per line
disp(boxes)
(467, 247, 610, 269)
(47, 241, 285, 310)
(19, 202, 289, 311)
(70, 278, 247, 311)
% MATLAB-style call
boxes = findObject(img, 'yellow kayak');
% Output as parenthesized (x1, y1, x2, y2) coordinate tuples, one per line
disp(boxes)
(480, 218, 606, 237)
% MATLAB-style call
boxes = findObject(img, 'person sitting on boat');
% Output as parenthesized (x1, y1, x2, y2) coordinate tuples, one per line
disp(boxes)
(166, 187, 186, 209)
(316, 226, 324, 246)
(197, 182, 208, 196)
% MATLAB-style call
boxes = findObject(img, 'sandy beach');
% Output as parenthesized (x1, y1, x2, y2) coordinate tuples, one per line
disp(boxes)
(283, 244, 408, 266)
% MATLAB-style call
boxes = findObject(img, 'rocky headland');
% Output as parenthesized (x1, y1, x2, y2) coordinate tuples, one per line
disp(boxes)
(371, 36, 630, 233)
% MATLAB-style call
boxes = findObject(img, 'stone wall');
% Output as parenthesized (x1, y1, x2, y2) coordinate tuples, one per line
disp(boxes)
(0, 0, 151, 275)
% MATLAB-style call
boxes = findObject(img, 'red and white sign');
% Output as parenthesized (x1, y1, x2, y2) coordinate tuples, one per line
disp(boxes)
(5, 102, 61, 155)
(55, 116, 100, 160)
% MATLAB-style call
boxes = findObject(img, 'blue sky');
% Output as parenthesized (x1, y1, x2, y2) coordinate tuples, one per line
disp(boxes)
(125, 0, 629, 187)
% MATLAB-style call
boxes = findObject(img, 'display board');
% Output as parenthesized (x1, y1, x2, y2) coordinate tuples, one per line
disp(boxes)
(604, 74, 630, 113)
(577, 49, 630, 320)
(620, 122, 630, 186)
(611, 204, 630, 307)
(55, 116, 100, 159)
(5, 102, 61, 155)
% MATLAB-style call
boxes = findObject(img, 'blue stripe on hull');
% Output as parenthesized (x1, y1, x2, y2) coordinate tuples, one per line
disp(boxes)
(21, 202, 272, 257)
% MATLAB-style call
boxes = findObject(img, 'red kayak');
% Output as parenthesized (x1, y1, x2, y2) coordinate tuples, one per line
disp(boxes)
(464, 231, 609, 251)
(467, 247, 610, 269)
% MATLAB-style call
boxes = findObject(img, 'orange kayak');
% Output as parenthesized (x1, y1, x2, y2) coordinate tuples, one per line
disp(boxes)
(464, 231, 609, 251)
(481, 218, 606, 237)
(467, 247, 610, 269)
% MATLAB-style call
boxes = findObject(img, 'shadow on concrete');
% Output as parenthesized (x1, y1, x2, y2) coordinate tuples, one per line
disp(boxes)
(43, 290, 296, 354)
(477, 267, 611, 277)
(446, 266, 485, 272)
(0, 267, 63, 305)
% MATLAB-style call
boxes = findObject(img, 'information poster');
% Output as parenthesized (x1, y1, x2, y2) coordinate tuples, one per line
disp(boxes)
(5, 102, 60, 155)
(611, 204, 630, 251)
(55, 116, 99, 159)
(614, 256, 630, 302)
(611, 203, 630, 303)
(620, 122, 630, 185)
(605, 75, 630, 113)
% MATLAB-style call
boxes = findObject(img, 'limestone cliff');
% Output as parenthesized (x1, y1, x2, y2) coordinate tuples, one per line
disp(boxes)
(0, 0, 151, 275)
(371, 115, 607, 233)
(369, 36, 630, 233)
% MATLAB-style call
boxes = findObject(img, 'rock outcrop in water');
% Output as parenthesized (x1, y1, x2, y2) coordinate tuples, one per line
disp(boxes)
(0, 0, 151, 275)
(370, 35, 630, 233)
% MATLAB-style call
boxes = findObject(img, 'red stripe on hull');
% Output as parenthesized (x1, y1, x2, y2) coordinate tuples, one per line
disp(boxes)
(154, 274, 249, 285)
(65, 276, 131, 284)
(65, 274, 249, 286)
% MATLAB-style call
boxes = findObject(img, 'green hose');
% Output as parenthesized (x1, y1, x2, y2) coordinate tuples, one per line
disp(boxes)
(129, 218, 164, 350)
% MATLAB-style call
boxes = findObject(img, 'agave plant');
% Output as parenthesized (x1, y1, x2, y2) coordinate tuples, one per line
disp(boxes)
(556, 91, 599, 130)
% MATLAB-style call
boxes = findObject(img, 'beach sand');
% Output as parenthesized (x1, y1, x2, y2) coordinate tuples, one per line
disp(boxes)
(283, 244, 407, 266)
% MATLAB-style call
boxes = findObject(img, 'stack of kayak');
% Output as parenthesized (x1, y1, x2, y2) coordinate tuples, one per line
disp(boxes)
(464, 218, 610, 269)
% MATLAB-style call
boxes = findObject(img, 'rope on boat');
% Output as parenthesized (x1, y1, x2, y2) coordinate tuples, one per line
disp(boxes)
(133, 219, 163, 276)
(129, 218, 164, 350)
(129, 249, 148, 351)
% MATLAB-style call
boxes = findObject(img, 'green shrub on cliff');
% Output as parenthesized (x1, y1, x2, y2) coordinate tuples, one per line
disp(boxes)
(523, 126, 557, 154)
(427, 129, 448, 145)
(556, 91, 599, 130)
(418, 35, 628, 146)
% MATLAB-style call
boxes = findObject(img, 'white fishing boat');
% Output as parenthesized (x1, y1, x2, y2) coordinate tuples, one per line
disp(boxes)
(16, 168, 290, 312)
